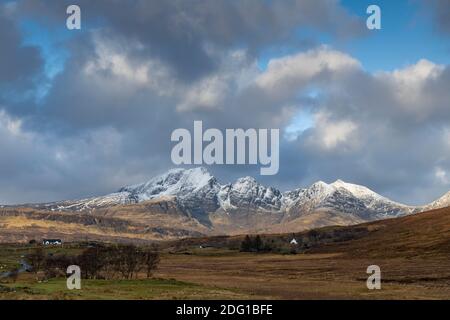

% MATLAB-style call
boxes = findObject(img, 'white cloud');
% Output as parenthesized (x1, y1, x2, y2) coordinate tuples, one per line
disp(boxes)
(376, 59, 446, 118)
(0, 109, 26, 137)
(390, 59, 444, 84)
(306, 112, 358, 150)
(255, 47, 361, 93)
(177, 75, 229, 111)
(177, 49, 259, 112)
(84, 34, 176, 96)
(435, 167, 450, 184)
(3, 26, 450, 205)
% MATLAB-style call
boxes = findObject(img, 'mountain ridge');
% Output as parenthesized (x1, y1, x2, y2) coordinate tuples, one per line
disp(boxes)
(19, 167, 449, 220)
(1, 167, 450, 240)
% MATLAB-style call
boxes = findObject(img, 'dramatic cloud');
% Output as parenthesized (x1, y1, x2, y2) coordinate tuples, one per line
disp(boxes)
(17, 0, 366, 80)
(0, 0, 450, 206)
(254, 47, 361, 103)
(304, 112, 359, 151)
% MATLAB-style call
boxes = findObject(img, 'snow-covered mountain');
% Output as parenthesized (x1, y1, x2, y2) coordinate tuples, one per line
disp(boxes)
(118, 167, 221, 219)
(33, 167, 447, 225)
(283, 179, 417, 220)
(218, 176, 283, 212)
(424, 191, 450, 211)
(37, 168, 221, 217)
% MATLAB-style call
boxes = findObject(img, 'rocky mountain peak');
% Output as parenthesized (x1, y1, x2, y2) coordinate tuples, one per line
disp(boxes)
(35, 167, 448, 223)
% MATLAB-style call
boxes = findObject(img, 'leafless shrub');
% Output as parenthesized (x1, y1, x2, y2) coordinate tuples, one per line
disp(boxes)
(25, 243, 161, 281)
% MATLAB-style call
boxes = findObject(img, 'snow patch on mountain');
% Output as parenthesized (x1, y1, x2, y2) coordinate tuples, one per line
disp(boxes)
(218, 177, 283, 212)
(282, 179, 416, 219)
(34, 167, 449, 221)
(331, 180, 382, 200)
(119, 167, 218, 202)
(424, 191, 450, 210)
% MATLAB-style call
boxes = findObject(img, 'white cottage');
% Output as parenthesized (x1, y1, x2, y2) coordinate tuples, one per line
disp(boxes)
(42, 239, 62, 246)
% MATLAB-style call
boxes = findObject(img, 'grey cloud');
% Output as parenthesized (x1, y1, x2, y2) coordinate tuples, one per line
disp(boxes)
(1, 0, 450, 207)
(18, 0, 366, 81)
(423, 0, 450, 35)
(9, 43, 450, 205)
(0, 6, 43, 94)
(277, 59, 450, 205)
(0, 112, 170, 204)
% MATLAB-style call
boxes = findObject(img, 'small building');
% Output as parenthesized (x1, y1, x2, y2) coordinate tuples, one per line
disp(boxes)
(290, 238, 298, 245)
(42, 239, 62, 246)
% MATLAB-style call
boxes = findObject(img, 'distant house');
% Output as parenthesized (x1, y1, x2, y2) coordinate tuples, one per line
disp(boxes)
(42, 239, 62, 246)
(290, 238, 298, 245)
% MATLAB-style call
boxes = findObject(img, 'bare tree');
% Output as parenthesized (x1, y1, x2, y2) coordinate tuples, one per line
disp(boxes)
(117, 245, 141, 279)
(76, 247, 106, 279)
(142, 245, 160, 278)
(25, 247, 45, 278)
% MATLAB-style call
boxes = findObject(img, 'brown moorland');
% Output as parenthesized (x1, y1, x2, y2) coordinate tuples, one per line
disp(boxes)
(155, 206, 450, 299)
(0, 206, 448, 299)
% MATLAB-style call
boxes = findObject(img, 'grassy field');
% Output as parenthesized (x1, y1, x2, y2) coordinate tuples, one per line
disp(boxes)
(0, 244, 252, 300)
(0, 275, 250, 300)
(157, 249, 450, 299)
(0, 207, 449, 300)
(1, 246, 449, 300)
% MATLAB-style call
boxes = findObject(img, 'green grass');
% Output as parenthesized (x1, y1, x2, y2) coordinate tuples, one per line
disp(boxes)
(0, 244, 29, 270)
(0, 243, 252, 300)
(0, 277, 250, 300)
(0, 244, 84, 271)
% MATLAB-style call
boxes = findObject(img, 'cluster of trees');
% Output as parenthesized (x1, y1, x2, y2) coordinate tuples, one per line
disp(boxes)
(240, 235, 305, 254)
(239, 227, 370, 255)
(240, 235, 299, 254)
(26, 244, 160, 280)
(240, 235, 270, 252)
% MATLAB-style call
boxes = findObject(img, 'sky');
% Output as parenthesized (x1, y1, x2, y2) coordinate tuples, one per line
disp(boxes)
(1, 0, 450, 205)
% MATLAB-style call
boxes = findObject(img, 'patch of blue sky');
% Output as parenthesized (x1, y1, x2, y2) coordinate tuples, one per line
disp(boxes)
(340, 0, 450, 71)
(18, 19, 73, 102)
(259, 0, 450, 73)
(20, 19, 73, 78)
(283, 86, 322, 141)
(258, 0, 450, 142)
(17, 12, 108, 103)
(284, 108, 315, 142)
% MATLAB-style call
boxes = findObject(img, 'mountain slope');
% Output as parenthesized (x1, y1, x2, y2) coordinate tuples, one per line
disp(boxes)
(5, 167, 450, 238)
(170, 205, 450, 260)
(309, 205, 450, 258)
(36, 167, 423, 218)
